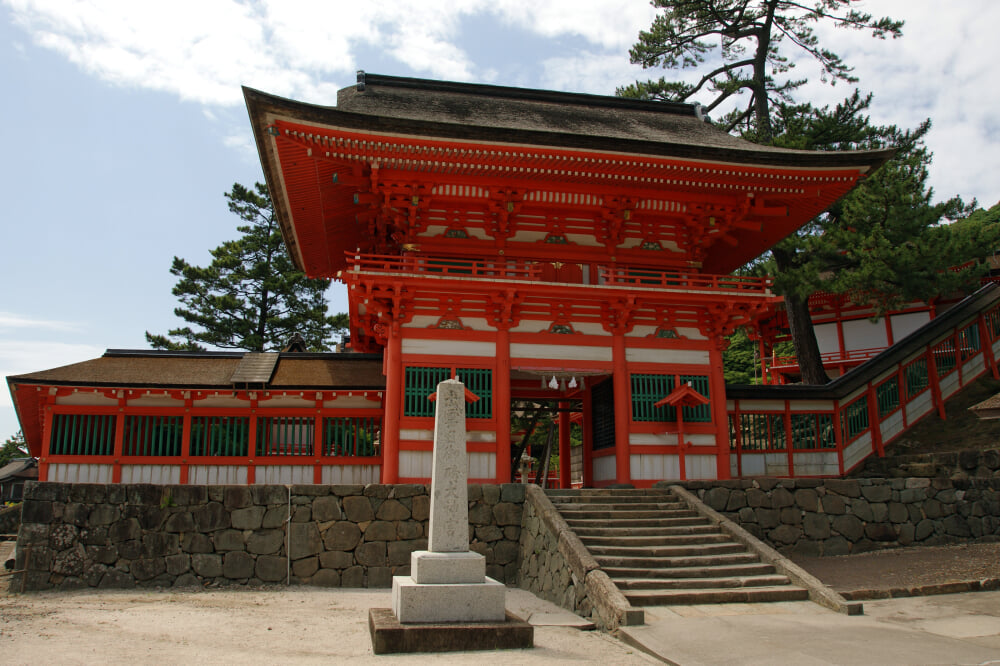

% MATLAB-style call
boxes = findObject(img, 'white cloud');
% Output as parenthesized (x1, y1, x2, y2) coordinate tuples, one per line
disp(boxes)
(0, 312, 81, 332)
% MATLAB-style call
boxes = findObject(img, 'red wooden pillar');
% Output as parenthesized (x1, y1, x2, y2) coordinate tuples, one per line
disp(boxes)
(834, 402, 845, 476)
(39, 404, 54, 482)
(382, 332, 403, 483)
(495, 327, 512, 483)
(112, 403, 125, 484)
(867, 382, 884, 457)
(979, 314, 1000, 379)
(313, 409, 324, 485)
(582, 383, 594, 488)
(558, 401, 571, 489)
(248, 399, 258, 485)
(927, 347, 946, 420)
(709, 346, 731, 480)
(612, 333, 631, 485)
(180, 404, 192, 485)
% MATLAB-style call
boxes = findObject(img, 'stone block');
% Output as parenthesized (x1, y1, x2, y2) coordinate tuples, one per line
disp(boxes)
(232, 506, 265, 530)
(849, 499, 875, 522)
(500, 483, 526, 503)
(289, 522, 322, 559)
(88, 504, 119, 526)
(165, 554, 191, 576)
(291, 506, 311, 522)
(388, 541, 419, 566)
(822, 536, 850, 556)
(164, 511, 195, 533)
(341, 565, 364, 587)
(468, 503, 493, 525)
(864, 522, 897, 542)
(109, 518, 142, 543)
(794, 489, 818, 512)
(475, 524, 503, 542)
(312, 496, 342, 522)
(391, 484, 425, 499)
(213, 529, 245, 552)
(769, 524, 801, 545)
(832, 514, 864, 542)
(342, 496, 375, 522)
(365, 521, 397, 542)
(725, 491, 747, 511)
(193, 502, 230, 531)
(223, 551, 254, 579)
(888, 502, 909, 523)
(331, 484, 365, 497)
(247, 529, 284, 555)
(319, 550, 353, 569)
(770, 487, 794, 509)
(802, 513, 831, 539)
(411, 496, 430, 521)
(493, 502, 522, 526)
(397, 521, 423, 540)
(746, 488, 770, 508)
(481, 485, 500, 505)
(86, 544, 118, 565)
(192, 553, 223, 577)
(824, 479, 861, 498)
(356, 541, 387, 567)
(262, 506, 287, 529)
(256, 555, 288, 582)
(181, 532, 213, 554)
(703, 487, 730, 511)
(364, 484, 391, 499)
(223, 486, 252, 510)
(324, 521, 362, 551)
(49, 523, 79, 550)
(250, 485, 289, 506)
(312, 568, 341, 587)
(142, 532, 180, 558)
(292, 556, 318, 578)
(756, 508, 780, 529)
(871, 503, 889, 522)
(21, 500, 53, 525)
(369, 608, 532, 655)
(392, 576, 506, 623)
(411, 551, 485, 584)
(780, 507, 801, 525)
(861, 484, 892, 503)
(369, 566, 393, 588)
(376, 499, 411, 521)
(131, 557, 166, 581)
(170, 485, 208, 506)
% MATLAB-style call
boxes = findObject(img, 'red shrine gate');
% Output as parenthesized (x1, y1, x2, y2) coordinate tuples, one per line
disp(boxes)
(243, 73, 890, 487)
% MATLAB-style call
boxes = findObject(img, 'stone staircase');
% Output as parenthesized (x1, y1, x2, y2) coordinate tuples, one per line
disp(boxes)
(546, 488, 809, 606)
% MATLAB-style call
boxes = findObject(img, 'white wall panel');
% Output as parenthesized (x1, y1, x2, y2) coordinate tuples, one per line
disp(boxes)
(685, 455, 718, 480)
(739, 454, 766, 477)
(879, 411, 905, 443)
(255, 465, 312, 485)
(843, 318, 888, 352)
(905, 393, 934, 424)
(629, 433, 715, 447)
(400, 451, 432, 478)
(189, 465, 247, 485)
(322, 396, 382, 409)
(321, 465, 380, 484)
(468, 452, 496, 479)
(843, 435, 873, 471)
(48, 463, 113, 483)
(592, 455, 616, 482)
(630, 453, 680, 481)
(403, 339, 496, 357)
(789, 400, 836, 412)
(792, 452, 838, 476)
(814, 322, 840, 356)
(55, 393, 117, 406)
(511, 343, 612, 362)
(891, 311, 931, 341)
(763, 453, 789, 477)
(120, 465, 181, 484)
(625, 348, 710, 365)
(940, 372, 961, 399)
(962, 356, 985, 379)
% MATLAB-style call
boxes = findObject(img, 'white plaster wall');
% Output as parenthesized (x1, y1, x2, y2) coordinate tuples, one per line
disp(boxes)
(905, 392, 934, 424)
(763, 453, 789, 477)
(792, 452, 838, 476)
(592, 455, 616, 482)
(255, 465, 313, 485)
(843, 435, 873, 471)
(630, 453, 680, 481)
(262, 395, 315, 408)
(963, 355, 985, 379)
(48, 463, 113, 483)
(400, 450, 432, 478)
(625, 348, 710, 365)
(468, 452, 496, 479)
(814, 322, 840, 356)
(843, 318, 888, 352)
(685, 454, 718, 480)
(127, 395, 184, 407)
(400, 429, 434, 441)
(789, 400, 836, 412)
(195, 395, 250, 408)
(510, 342, 612, 362)
(55, 393, 117, 406)
(629, 433, 716, 447)
(738, 453, 766, 477)
(940, 372, 961, 399)
(321, 465, 380, 484)
(120, 465, 181, 484)
(189, 465, 247, 485)
(879, 411, 905, 443)
(891, 311, 931, 341)
(322, 395, 382, 409)
(403, 339, 497, 357)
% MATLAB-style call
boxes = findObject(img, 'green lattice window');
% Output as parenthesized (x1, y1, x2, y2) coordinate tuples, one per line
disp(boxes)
(791, 413, 836, 450)
(958, 324, 981, 360)
(190, 416, 249, 456)
(49, 414, 116, 456)
(631, 374, 710, 423)
(404, 366, 492, 419)
(841, 397, 869, 441)
(323, 416, 381, 456)
(123, 415, 183, 457)
(876, 377, 900, 418)
(738, 413, 785, 451)
(404, 367, 450, 417)
(933, 339, 957, 377)
(905, 358, 929, 398)
(256, 416, 314, 456)
(457, 368, 493, 419)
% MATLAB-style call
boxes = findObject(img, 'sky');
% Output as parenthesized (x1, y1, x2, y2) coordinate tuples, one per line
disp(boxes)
(2, 0, 999, 440)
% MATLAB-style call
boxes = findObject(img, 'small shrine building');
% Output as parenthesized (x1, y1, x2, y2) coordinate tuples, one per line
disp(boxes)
(8, 73, 892, 487)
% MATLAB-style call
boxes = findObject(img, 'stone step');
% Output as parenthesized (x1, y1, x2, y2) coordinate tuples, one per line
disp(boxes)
(596, 552, 759, 569)
(546, 489, 671, 497)
(587, 542, 746, 558)
(579, 533, 731, 547)
(547, 495, 675, 505)
(613, 574, 793, 590)
(565, 516, 708, 529)
(554, 501, 687, 511)
(556, 509, 698, 520)
(624, 585, 809, 606)
(571, 523, 717, 537)
(602, 562, 777, 580)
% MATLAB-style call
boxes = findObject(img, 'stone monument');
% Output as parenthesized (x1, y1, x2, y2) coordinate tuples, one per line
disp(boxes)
(369, 378, 533, 653)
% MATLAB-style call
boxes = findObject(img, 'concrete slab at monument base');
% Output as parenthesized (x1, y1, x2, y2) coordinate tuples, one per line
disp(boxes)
(368, 608, 534, 655)
(411, 550, 486, 584)
(392, 575, 506, 623)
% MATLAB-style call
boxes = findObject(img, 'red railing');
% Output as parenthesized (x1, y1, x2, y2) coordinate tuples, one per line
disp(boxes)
(767, 347, 885, 372)
(346, 253, 540, 280)
(599, 267, 772, 294)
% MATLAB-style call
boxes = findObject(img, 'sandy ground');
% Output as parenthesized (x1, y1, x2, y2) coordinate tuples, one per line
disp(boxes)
(0, 575, 657, 665)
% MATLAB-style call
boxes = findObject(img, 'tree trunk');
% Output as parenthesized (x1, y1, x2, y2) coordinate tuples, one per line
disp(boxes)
(534, 420, 556, 488)
(771, 246, 830, 385)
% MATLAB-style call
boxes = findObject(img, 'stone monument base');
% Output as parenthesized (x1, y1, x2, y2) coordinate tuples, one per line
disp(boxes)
(392, 575, 506, 623)
(368, 608, 534, 655)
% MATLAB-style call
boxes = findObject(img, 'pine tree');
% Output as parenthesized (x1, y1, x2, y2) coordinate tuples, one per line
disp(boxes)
(146, 183, 347, 352)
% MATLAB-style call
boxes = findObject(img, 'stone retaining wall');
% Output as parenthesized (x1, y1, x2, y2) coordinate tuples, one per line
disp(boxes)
(671, 478, 1000, 557)
(0, 503, 21, 538)
(14, 481, 524, 592)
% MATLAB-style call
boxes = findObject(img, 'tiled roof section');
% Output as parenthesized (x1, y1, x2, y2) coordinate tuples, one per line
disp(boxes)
(229, 352, 280, 386)
(969, 392, 1000, 420)
(7, 350, 385, 390)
